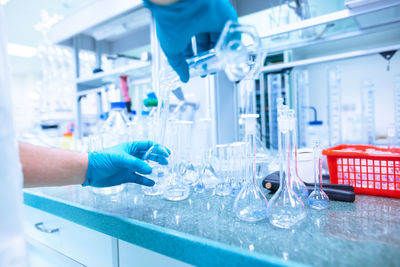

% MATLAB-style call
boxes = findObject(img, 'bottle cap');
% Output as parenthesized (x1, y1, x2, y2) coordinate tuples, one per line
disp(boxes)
(110, 102, 126, 109)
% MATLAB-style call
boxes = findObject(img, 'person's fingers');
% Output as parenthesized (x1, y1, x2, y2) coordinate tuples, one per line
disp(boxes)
(145, 154, 169, 165)
(150, 144, 171, 157)
(209, 32, 220, 49)
(195, 33, 210, 54)
(182, 42, 194, 59)
(166, 52, 190, 83)
(127, 140, 154, 155)
(124, 173, 155, 187)
(113, 154, 152, 175)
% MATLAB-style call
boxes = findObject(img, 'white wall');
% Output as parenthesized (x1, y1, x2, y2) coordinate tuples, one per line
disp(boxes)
(306, 52, 400, 143)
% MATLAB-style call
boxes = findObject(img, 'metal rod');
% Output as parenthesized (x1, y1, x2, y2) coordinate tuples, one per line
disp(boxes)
(260, 1, 400, 39)
(261, 44, 400, 73)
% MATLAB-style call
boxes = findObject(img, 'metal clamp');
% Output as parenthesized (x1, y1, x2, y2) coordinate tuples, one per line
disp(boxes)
(34, 222, 59, 234)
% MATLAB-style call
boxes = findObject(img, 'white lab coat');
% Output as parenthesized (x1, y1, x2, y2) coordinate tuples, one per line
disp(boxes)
(0, 6, 27, 267)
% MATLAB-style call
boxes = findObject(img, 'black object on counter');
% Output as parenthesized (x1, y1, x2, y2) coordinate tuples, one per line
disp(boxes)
(262, 171, 355, 202)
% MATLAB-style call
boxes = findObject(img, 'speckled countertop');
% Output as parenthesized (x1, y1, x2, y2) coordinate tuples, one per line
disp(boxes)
(24, 184, 400, 267)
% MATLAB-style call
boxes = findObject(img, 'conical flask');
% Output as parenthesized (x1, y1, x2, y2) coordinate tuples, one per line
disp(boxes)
(233, 114, 268, 222)
(267, 109, 306, 229)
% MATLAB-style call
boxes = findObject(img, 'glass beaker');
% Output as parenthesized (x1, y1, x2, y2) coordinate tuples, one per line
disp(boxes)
(267, 109, 306, 229)
(233, 114, 268, 222)
(195, 118, 219, 192)
(162, 120, 190, 201)
(214, 144, 232, 196)
(308, 141, 329, 210)
(190, 21, 262, 82)
(230, 142, 246, 196)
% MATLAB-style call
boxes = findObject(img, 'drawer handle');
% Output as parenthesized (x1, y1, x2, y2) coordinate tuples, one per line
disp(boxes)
(34, 222, 59, 234)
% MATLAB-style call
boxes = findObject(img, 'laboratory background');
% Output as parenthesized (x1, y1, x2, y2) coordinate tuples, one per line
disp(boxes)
(1, 0, 400, 266)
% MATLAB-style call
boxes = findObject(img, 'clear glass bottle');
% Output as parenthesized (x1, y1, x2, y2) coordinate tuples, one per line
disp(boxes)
(93, 101, 128, 195)
(233, 114, 268, 222)
(308, 141, 330, 210)
(267, 109, 306, 229)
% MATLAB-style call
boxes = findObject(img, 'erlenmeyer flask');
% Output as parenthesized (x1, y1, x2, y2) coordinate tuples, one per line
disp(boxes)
(267, 109, 306, 229)
(233, 114, 268, 222)
(308, 141, 329, 210)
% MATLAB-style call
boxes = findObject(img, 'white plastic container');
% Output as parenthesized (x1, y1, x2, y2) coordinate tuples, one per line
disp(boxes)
(296, 148, 314, 184)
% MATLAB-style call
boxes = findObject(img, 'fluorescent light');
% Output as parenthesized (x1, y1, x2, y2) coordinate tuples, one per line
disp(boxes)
(7, 43, 37, 58)
(0, 0, 9, 6)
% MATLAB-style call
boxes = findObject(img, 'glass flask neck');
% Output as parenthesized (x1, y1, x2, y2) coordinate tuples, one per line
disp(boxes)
(313, 145, 323, 191)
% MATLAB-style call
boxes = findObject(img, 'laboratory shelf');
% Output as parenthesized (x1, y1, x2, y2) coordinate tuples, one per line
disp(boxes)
(24, 185, 400, 267)
(76, 61, 151, 91)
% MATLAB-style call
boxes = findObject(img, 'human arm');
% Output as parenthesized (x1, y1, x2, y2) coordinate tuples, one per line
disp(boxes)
(143, 0, 237, 82)
(20, 141, 170, 188)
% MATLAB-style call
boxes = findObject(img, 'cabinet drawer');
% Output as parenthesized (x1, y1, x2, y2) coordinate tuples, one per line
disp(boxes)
(119, 240, 193, 267)
(24, 205, 114, 267)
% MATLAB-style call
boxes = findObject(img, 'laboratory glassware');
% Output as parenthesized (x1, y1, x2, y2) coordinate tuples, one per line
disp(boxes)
(195, 118, 219, 192)
(290, 110, 309, 202)
(267, 109, 306, 229)
(178, 121, 198, 186)
(233, 114, 268, 222)
(393, 75, 400, 146)
(361, 79, 375, 144)
(327, 67, 342, 146)
(231, 142, 247, 196)
(308, 141, 330, 210)
(93, 102, 129, 195)
(162, 120, 191, 201)
(387, 124, 395, 149)
(214, 144, 232, 196)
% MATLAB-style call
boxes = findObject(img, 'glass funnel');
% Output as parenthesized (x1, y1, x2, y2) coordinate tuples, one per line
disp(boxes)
(233, 114, 268, 222)
(308, 141, 330, 210)
(267, 109, 306, 229)
(162, 120, 190, 201)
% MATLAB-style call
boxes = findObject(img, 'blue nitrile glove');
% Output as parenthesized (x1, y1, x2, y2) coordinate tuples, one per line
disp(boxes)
(83, 141, 170, 187)
(143, 0, 237, 83)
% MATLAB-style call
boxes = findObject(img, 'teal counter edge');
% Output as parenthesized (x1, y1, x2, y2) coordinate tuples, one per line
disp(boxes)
(23, 191, 306, 267)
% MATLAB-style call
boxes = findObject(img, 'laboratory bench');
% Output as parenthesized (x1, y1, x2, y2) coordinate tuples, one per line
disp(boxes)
(23, 184, 400, 267)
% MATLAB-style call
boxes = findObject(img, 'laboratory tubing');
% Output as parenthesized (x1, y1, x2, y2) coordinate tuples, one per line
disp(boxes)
(233, 114, 268, 222)
(267, 109, 306, 229)
(308, 141, 330, 210)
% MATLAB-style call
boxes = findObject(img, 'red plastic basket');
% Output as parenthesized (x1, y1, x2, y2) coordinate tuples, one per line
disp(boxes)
(322, 144, 400, 198)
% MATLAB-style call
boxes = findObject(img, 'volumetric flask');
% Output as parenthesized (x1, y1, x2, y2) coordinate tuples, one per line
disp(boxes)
(308, 141, 329, 210)
(233, 114, 268, 222)
(267, 109, 306, 229)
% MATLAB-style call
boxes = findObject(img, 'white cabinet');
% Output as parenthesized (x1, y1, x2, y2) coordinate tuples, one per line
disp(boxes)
(118, 240, 193, 267)
(24, 205, 116, 267)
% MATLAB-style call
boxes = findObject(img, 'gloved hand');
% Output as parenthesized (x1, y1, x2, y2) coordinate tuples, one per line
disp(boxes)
(143, 0, 237, 83)
(83, 141, 170, 187)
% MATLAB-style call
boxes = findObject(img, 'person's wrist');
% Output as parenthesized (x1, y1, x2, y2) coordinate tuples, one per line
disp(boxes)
(81, 152, 90, 186)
